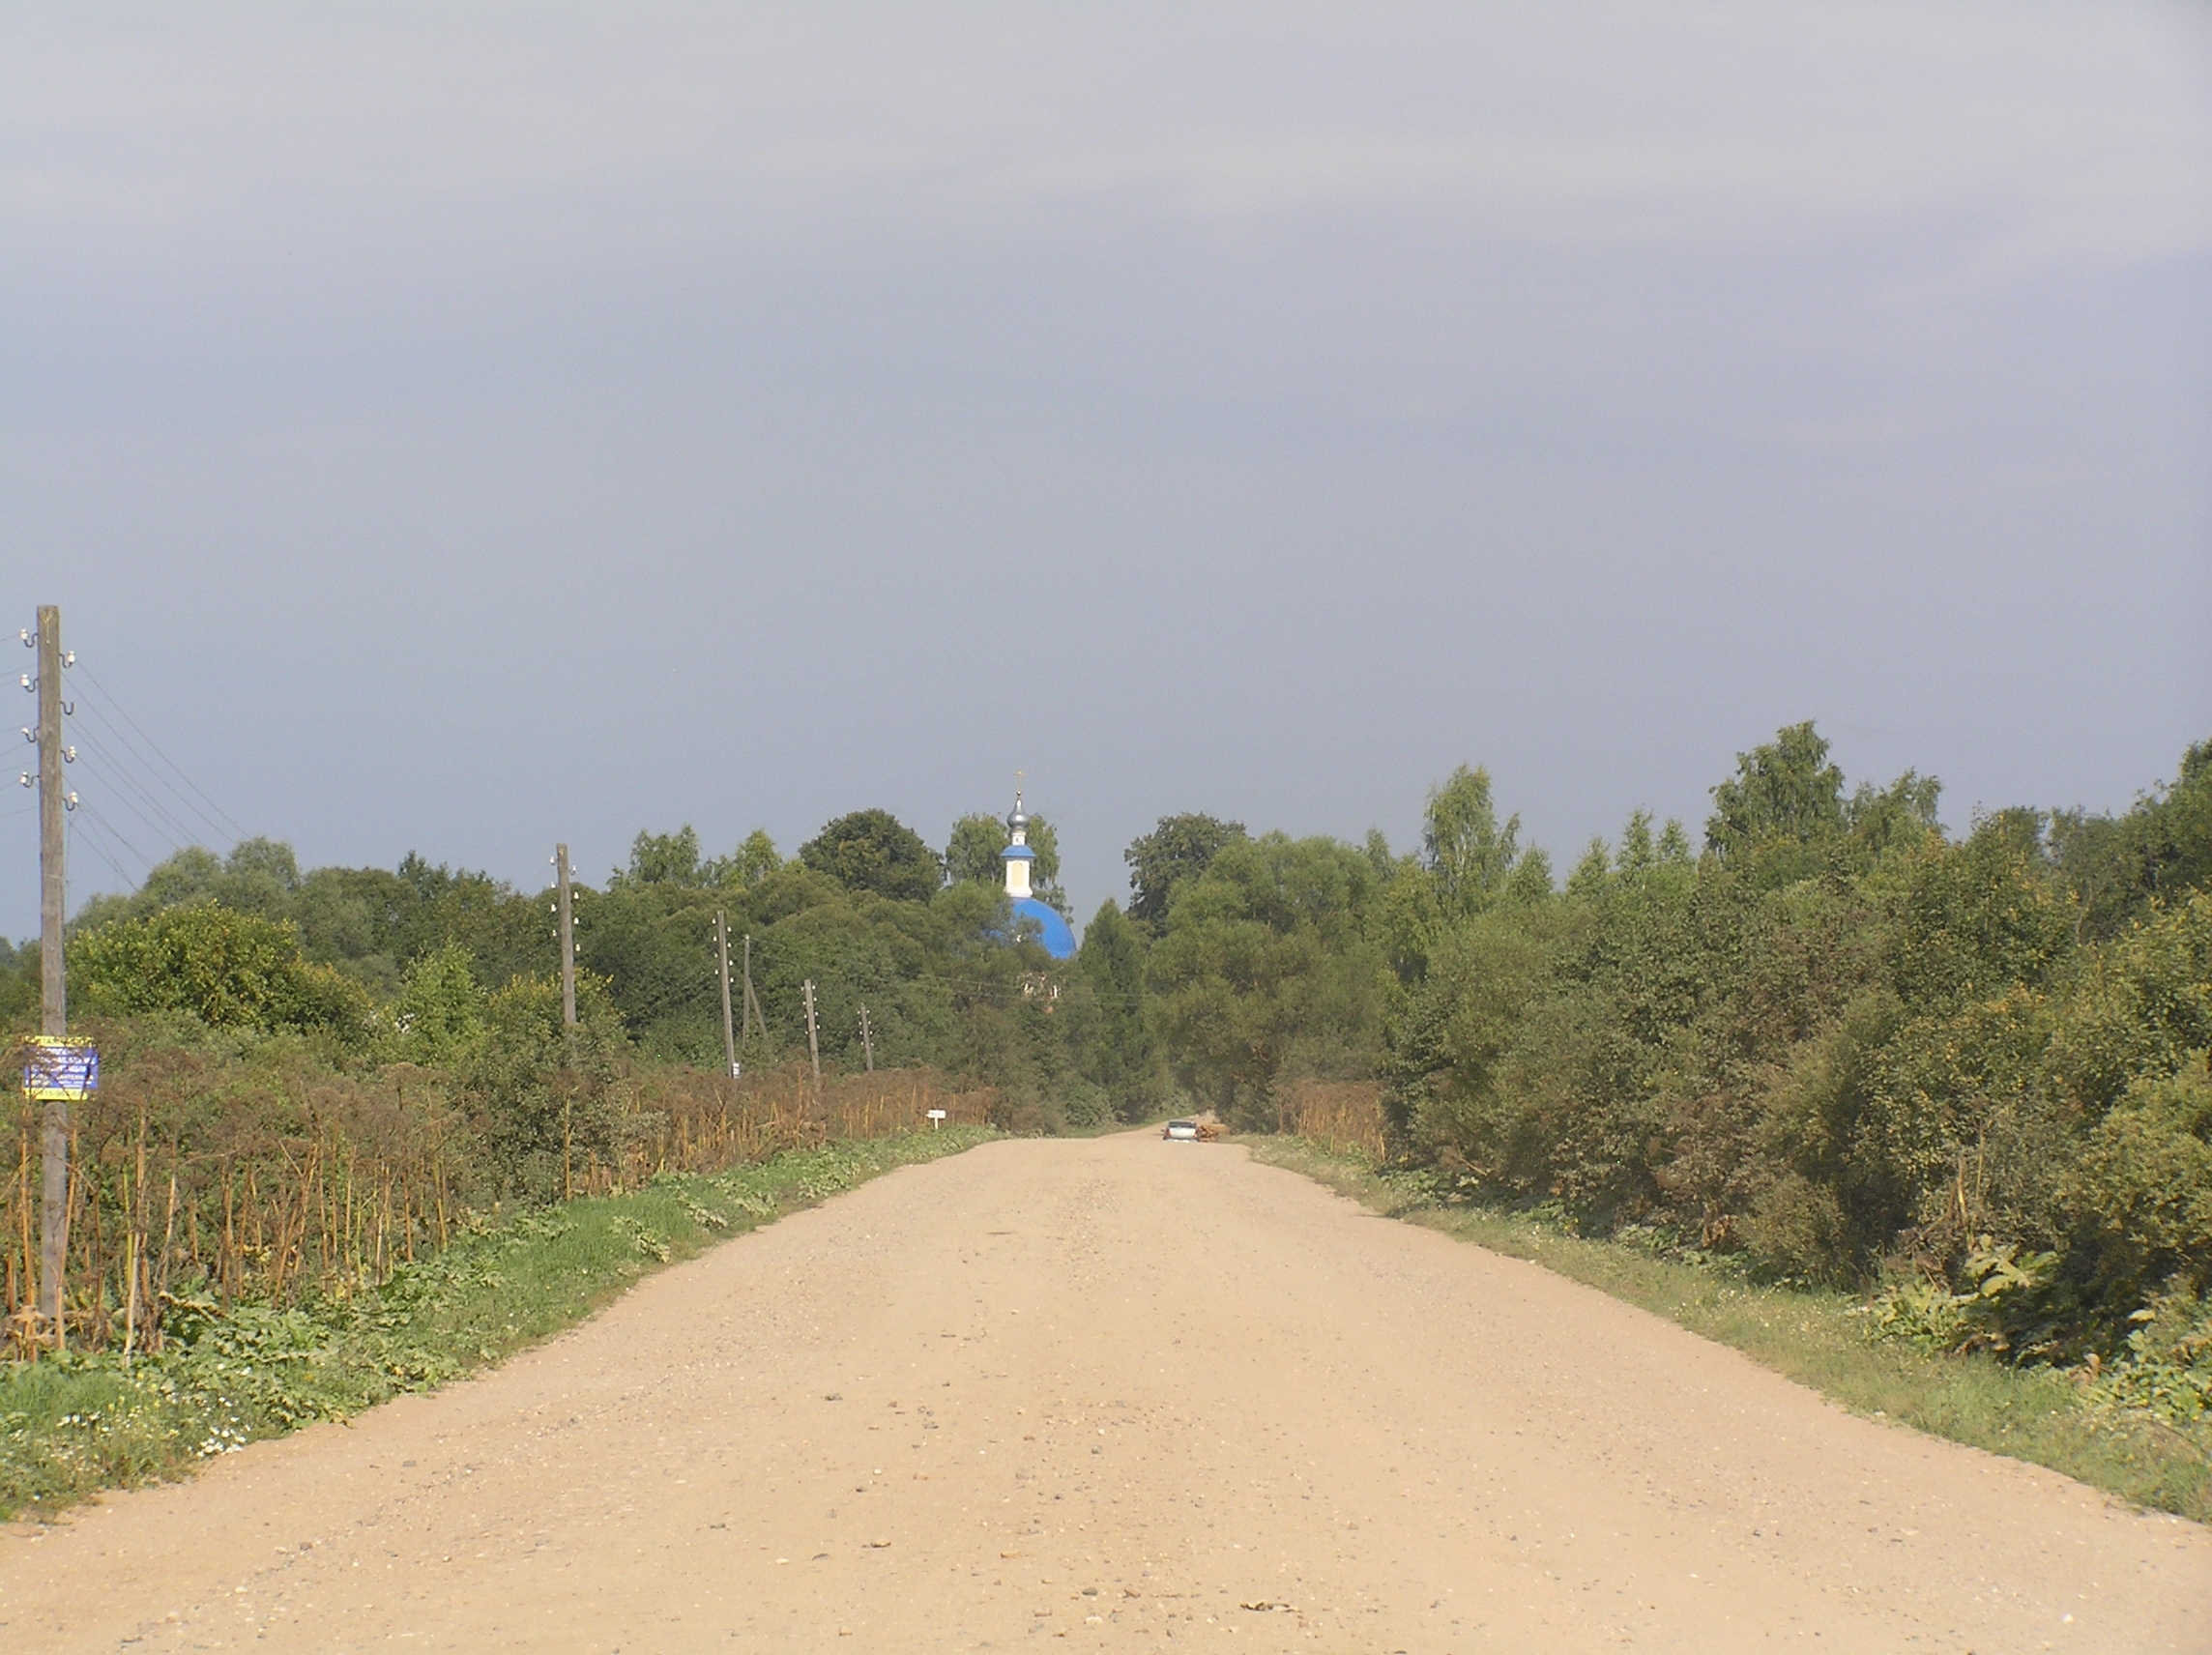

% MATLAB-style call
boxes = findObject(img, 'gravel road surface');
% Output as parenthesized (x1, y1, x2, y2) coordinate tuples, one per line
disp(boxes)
(4, 1133, 2207, 1652)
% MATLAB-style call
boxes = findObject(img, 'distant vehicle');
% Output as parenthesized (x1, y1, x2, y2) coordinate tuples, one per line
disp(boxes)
(1162, 1119, 1201, 1141)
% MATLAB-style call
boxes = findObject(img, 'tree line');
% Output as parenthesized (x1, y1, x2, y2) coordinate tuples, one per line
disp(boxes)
(0, 805, 1105, 1341)
(1133, 724, 2211, 1376)
(0, 801, 1129, 1158)
(6, 724, 2208, 1377)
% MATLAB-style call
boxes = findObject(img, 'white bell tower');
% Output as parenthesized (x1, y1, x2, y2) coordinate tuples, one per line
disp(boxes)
(1003, 773, 1035, 900)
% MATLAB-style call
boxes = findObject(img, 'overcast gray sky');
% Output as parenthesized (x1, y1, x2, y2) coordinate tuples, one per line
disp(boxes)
(5, 2, 2209, 939)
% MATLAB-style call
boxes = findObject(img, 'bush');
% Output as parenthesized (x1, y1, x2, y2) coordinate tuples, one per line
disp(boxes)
(1056, 1078, 1111, 1130)
(70, 905, 374, 1044)
(464, 973, 626, 1202)
(2091, 1283, 2212, 1429)
(2072, 1054, 2212, 1301)
(2045, 891, 2212, 1114)
(1746, 1173, 1848, 1282)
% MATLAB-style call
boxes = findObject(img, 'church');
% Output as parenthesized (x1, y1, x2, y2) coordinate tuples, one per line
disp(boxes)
(1001, 788, 1077, 959)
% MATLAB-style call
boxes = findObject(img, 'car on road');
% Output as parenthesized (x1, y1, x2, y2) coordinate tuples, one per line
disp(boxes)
(1163, 1119, 1201, 1141)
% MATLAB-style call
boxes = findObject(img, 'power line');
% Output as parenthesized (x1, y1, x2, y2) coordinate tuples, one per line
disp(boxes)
(67, 746, 198, 858)
(68, 722, 206, 845)
(70, 660, 247, 841)
(69, 809, 136, 885)
(45, 660, 246, 894)
(73, 798, 157, 881)
(67, 814, 139, 891)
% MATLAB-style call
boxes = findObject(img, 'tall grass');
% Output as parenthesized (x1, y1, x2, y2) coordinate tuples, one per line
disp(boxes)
(3, 1029, 991, 1358)
(1275, 1078, 1386, 1157)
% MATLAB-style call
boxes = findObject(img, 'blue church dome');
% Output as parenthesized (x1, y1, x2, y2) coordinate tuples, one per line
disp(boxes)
(995, 780, 1076, 958)
(1010, 896, 1077, 959)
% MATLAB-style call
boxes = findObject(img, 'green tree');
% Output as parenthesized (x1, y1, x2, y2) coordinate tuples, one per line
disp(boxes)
(2044, 888, 2212, 1117)
(287, 864, 414, 993)
(1024, 815, 1068, 915)
(1843, 771, 1944, 862)
(945, 811, 1068, 915)
(386, 943, 487, 1065)
(1150, 833, 1383, 1124)
(74, 842, 554, 999)
(97, 845, 223, 918)
(2139, 740, 2212, 906)
(707, 828, 783, 889)
(69, 905, 373, 1043)
(572, 878, 737, 1063)
(0, 937, 34, 1029)
(416, 871, 555, 991)
(71, 839, 295, 934)
(1374, 768, 1549, 1000)
(1072, 901, 1162, 1118)
(1887, 814, 2072, 1012)
(799, 809, 941, 904)
(1125, 813, 1247, 929)
(1389, 823, 1706, 1222)
(1382, 905, 1564, 1174)
(1566, 837, 1613, 900)
(2052, 738, 2212, 940)
(1706, 721, 1846, 859)
(614, 826, 706, 887)
(945, 813, 1010, 886)
(221, 836, 303, 907)
(1422, 765, 1527, 915)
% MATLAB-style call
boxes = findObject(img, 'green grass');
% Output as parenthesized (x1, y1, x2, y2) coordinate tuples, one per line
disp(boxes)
(0, 1127, 996, 1521)
(1247, 1135, 2212, 1524)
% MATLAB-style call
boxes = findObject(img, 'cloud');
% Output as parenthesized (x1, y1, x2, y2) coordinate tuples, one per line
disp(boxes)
(5, 2, 2206, 283)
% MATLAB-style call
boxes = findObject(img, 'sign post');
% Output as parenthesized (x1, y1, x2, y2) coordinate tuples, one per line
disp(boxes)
(20, 1035, 96, 1351)
(926, 1108, 946, 1132)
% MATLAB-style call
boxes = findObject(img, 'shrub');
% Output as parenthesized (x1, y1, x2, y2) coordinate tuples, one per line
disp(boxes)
(2072, 1053, 2212, 1302)
(70, 905, 374, 1044)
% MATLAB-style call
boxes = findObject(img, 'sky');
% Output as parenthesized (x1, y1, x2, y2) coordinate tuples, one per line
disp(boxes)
(4, 3, 2209, 940)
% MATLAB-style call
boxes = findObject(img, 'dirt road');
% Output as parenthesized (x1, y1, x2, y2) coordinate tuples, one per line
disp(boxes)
(4, 1134, 2208, 1652)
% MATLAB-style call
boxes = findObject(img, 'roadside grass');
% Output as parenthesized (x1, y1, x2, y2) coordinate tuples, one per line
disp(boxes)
(1247, 1136, 2212, 1524)
(0, 1126, 995, 1522)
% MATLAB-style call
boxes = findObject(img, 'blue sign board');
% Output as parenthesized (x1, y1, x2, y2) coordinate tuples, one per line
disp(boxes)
(21, 1038, 99, 1101)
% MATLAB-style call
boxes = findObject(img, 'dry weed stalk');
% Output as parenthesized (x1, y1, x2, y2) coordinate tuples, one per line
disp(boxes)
(3, 1053, 985, 1355)
(1280, 1080, 1386, 1159)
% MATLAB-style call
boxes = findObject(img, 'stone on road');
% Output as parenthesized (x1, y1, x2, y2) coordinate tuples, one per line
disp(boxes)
(3, 1134, 2207, 1651)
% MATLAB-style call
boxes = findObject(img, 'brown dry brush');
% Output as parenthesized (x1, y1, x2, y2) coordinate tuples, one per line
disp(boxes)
(3, 1039, 990, 1357)
(1278, 1079, 1387, 1159)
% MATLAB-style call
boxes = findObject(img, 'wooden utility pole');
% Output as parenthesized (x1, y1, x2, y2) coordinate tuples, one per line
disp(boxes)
(801, 978, 822, 1093)
(715, 911, 738, 1078)
(741, 933, 768, 1046)
(555, 843, 576, 1029)
(554, 843, 577, 1200)
(858, 1003, 875, 1073)
(35, 605, 67, 1339)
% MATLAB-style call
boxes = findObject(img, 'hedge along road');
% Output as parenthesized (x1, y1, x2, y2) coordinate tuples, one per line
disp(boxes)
(3, 1136, 2208, 1653)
